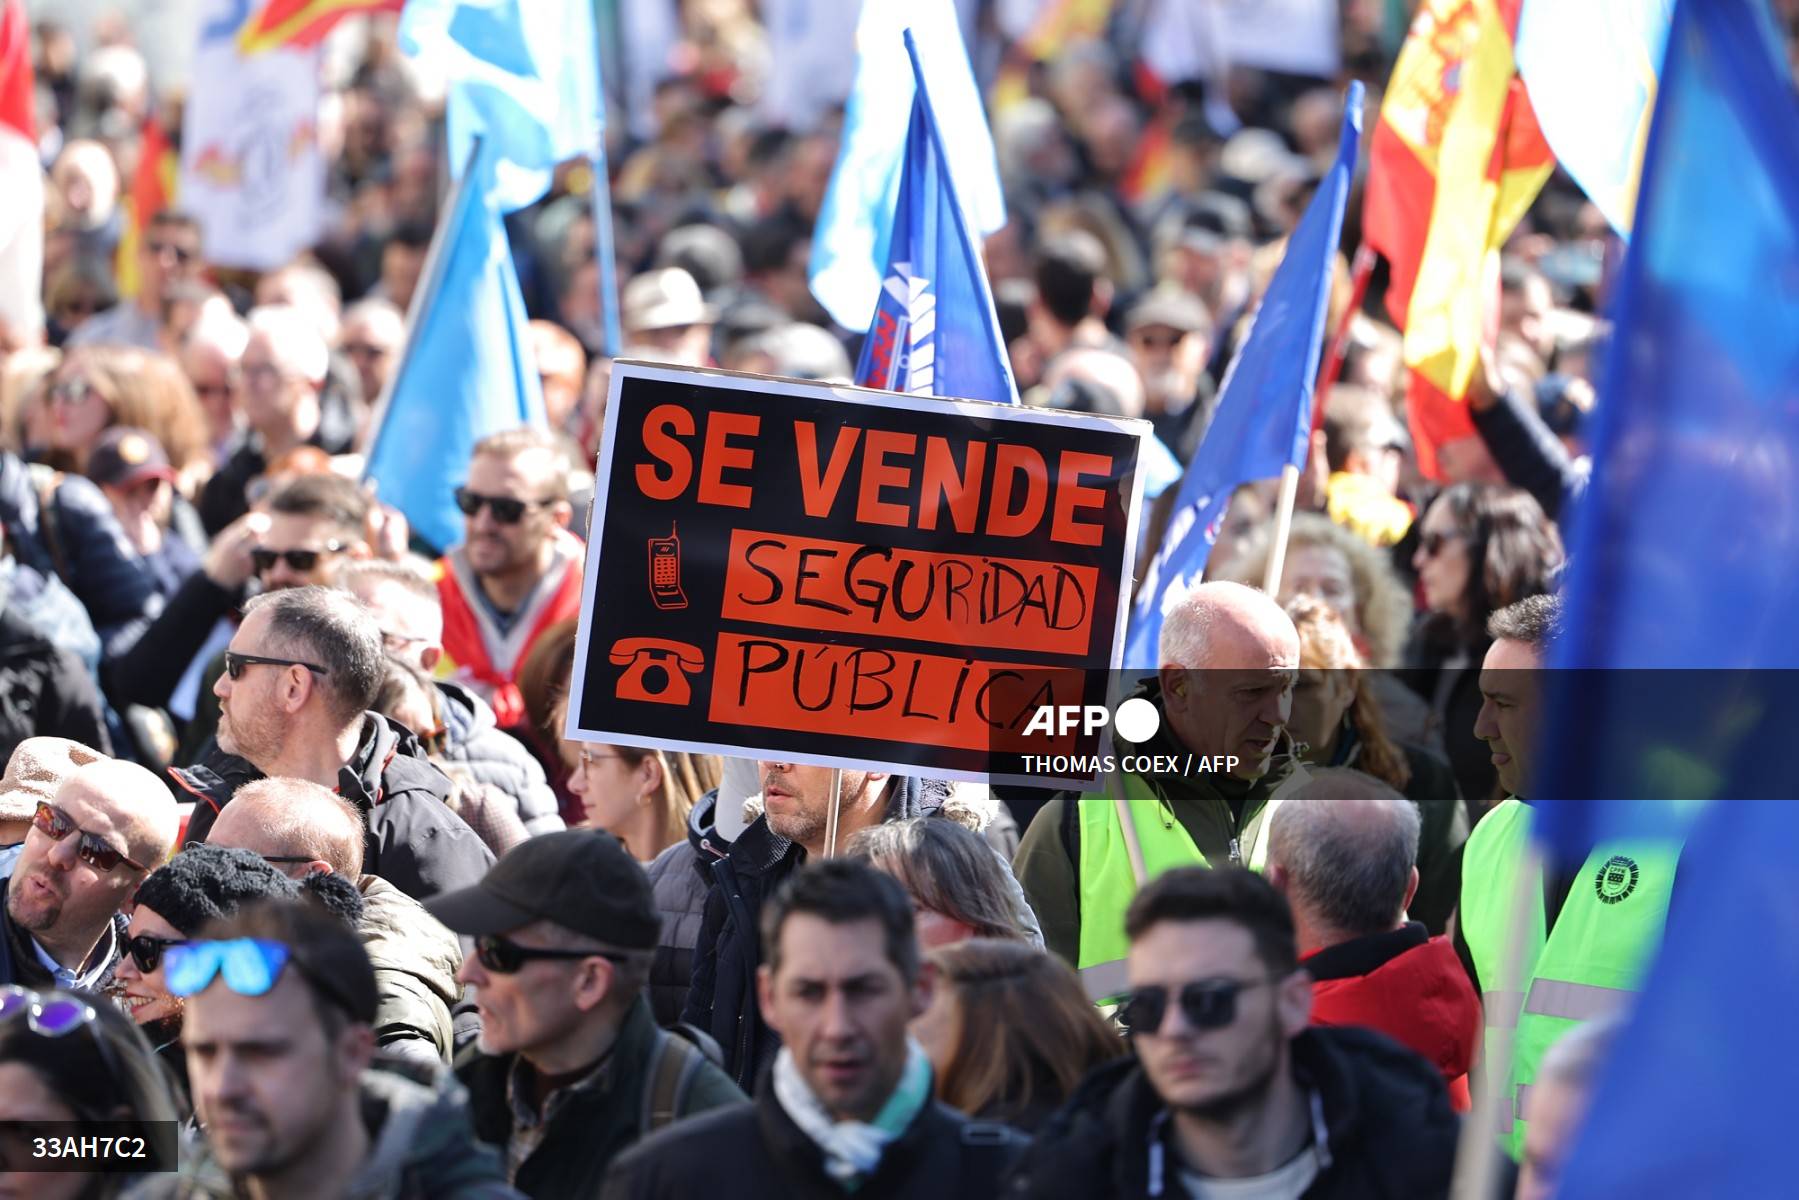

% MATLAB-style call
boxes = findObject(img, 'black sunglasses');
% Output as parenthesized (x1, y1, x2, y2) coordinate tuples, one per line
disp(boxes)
(148, 240, 196, 265)
(250, 541, 346, 573)
(474, 934, 627, 975)
(223, 651, 332, 680)
(31, 802, 148, 873)
(1119, 978, 1273, 1036)
(125, 933, 188, 975)
(454, 488, 552, 525)
(1418, 531, 1462, 559)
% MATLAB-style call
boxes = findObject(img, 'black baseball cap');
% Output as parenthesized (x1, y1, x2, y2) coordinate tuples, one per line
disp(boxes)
(425, 830, 661, 950)
(88, 427, 177, 489)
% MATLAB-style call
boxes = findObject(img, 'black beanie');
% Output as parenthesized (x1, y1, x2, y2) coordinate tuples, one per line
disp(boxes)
(134, 845, 365, 936)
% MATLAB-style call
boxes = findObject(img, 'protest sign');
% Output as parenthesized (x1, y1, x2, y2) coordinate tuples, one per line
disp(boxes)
(566, 362, 1148, 787)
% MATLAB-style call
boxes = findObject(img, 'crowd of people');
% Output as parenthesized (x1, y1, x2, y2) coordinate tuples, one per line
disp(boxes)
(0, 1, 1739, 1197)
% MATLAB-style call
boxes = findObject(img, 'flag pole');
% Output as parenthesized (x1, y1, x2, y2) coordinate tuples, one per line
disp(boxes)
(362, 136, 482, 486)
(1450, 838, 1543, 1200)
(823, 767, 844, 857)
(1262, 463, 1302, 595)
(1309, 243, 1377, 439)
(590, 143, 623, 359)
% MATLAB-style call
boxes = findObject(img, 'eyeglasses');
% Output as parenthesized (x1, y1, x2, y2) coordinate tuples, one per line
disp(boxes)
(164, 937, 363, 1019)
(380, 629, 431, 652)
(473, 934, 627, 975)
(1417, 530, 1462, 560)
(0, 986, 100, 1037)
(1118, 978, 1273, 1036)
(223, 650, 332, 680)
(192, 380, 237, 400)
(48, 380, 101, 407)
(577, 749, 628, 771)
(260, 855, 315, 866)
(342, 342, 390, 360)
(147, 240, 197, 265)
(250, 542, 346, 573)
(125, 933, 189, 975)
(31, 802, 147, 873)
(454, 487, 554, 524)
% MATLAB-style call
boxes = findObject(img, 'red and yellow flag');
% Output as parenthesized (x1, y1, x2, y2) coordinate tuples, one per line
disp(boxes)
(237, 0, 403, 56)
(115, 115, 178, 300)
(1363, 0, 1553, 478)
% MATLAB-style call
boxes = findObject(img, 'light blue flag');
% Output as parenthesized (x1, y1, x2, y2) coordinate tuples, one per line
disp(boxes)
(363, 140, 547, 553)
(1516, 0, 1673, 237)
(809, 0, 1005, 331)
(1121, 83, 1363, 670)
(1531, 0, 1799, 867)
(398, 0, 601, 212)
(853, 30, 1016, 405)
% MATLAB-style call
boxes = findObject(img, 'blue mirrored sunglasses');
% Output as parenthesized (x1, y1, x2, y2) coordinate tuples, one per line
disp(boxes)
(0, 985, 98, 1036)
(164, 938, 289, 999)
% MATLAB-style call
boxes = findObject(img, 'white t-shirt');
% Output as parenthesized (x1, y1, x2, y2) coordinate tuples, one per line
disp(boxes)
(1180, 1145, 1321, 1200)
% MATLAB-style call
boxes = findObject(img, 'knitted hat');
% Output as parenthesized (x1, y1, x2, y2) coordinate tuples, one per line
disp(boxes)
(133, 845, 364, 936)
(0, 738, 106, 822)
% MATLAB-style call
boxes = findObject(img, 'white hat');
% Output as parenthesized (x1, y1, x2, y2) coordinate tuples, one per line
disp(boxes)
(622, 268, 717, 334)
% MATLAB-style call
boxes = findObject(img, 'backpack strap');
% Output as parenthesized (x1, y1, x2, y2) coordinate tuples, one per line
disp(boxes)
(640, 1030, 707, 1136)
(26, 464, 70, 584)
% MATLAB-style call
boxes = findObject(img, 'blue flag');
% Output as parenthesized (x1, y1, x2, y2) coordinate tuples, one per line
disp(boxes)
(1121, 83, 1362, 670)
(363, 140, 546, 553)
(853, 31, 1016, 406)
(808, 0, 1004, 331)
(1531, 0, 1799, 866)
(398, 0, 602, 213)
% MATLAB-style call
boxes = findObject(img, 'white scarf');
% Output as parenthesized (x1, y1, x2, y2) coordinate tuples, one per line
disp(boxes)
(772, 1038, 933, 1190)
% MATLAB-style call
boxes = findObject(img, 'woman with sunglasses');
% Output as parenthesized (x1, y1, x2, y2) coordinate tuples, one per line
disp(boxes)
(1400, 483, 1564, 816)
(113, 845, 363, 1110)
(0, 984, 182, 1198)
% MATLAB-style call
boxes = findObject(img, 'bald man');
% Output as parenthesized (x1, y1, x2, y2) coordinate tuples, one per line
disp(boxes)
(1267, 770, 1479, 1109)
(1014, 581, 1305, 993)
(208, 777, 463, 1063)
(1, 759, 178, 990)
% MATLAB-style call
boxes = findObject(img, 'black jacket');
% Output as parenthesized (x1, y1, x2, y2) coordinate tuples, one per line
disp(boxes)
(0, 606, 111, 762)
(196, 398, 358, 536)
(643, 793, 731, 1028)
(458, 996, 744, 1198)
(0, 453, 159, 647)
(103, 571, 238, 711)
(681, 775, 946, 1090)
(171, 713, 494, 901)
(1004, 1026, 1459, 1200)
(600, 1077, 1026, 1200)
(435, 682, 563, 838)
(0, 884, 126, 991)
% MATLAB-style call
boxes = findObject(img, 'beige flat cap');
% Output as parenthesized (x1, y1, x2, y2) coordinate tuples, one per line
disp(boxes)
(0, 738, 107, 822)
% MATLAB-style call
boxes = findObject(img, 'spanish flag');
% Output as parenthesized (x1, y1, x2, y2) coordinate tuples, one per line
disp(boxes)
(238, 0, 403, 56)
(1364, 0, 1553, 478)
(115, 115, 178, 301)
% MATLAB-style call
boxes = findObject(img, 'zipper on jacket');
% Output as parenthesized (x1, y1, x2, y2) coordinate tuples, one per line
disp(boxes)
(1229, 837, 1242, 866)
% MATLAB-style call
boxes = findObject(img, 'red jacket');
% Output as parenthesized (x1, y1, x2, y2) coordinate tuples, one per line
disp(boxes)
(1303, 924, 1479, 1112)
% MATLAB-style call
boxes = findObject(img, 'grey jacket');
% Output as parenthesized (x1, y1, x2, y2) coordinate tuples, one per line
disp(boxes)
(361, 874, 463, 1062)
(128, 1069, 522, 1199)
(435, 682, 564, 837)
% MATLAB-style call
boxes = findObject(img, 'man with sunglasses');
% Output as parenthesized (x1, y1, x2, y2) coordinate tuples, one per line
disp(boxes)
(1010, 867, 1458, 1199)
(170, 585, 494, 902)
(428, 830, 743, 1196)
(139, 898, 523, 1200)
(67, 210, 203, 352)
(437, 428, 584, 731)
(0, 759, 178, 992)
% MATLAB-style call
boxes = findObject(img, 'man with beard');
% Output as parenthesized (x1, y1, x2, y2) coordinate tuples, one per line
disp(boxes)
(0, 758, 178, 989)
(437, 430, 583, 731)
(1008, 867, 1458, 1199)
(681, 761, 957, 1091)
(136, 898, 521, 1199)
(170, 585, 493, 901)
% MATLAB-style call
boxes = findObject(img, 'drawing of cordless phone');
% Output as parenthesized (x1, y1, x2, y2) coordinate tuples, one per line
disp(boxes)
(610, 638, 704, 706)
(648, 523, 688, 610)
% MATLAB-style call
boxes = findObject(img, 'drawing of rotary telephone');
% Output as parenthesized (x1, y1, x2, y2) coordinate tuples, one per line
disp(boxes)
(610, 638, 704, 706)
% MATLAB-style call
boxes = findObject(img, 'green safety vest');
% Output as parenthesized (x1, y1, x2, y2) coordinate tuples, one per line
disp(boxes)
(1459, 798, 1681, 1160)
(1073, 773, 1286, 1006)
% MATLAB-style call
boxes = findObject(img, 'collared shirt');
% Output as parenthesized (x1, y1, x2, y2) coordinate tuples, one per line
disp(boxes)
(502, 1049, 614, 1184)
(29, 918, 117, 992)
